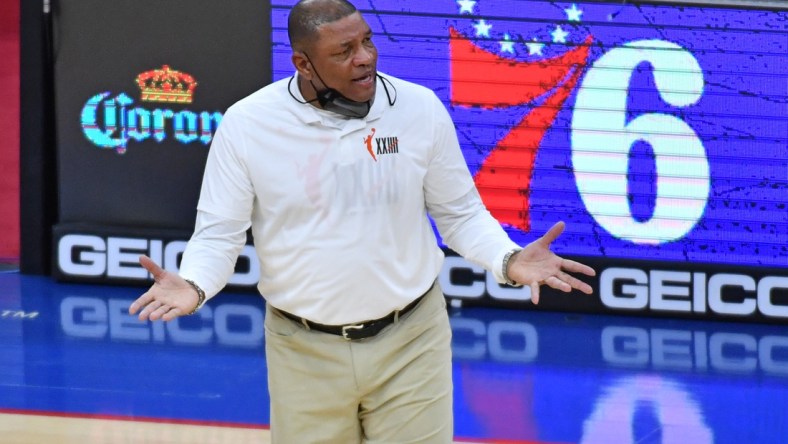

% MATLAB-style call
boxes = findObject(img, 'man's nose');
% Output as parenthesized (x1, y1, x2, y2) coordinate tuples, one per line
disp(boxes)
(354, 46, 374, 65)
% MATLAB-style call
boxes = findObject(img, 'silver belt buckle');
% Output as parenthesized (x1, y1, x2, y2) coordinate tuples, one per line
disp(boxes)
(342, 324, 365, 340)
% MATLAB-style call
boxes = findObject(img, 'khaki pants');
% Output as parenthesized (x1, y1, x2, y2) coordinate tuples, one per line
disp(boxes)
(264, 283, 453, 443)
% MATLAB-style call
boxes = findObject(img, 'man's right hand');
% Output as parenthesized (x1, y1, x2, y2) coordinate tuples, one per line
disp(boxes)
(128, 255, 200, 322)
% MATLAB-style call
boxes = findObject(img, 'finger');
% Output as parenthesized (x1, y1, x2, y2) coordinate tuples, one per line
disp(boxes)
(530, 282, 540, 305)
(162, 307, 183, 322)
(129, 292, 154, 315)
(557, 271, 594, 294)
(149, 304, 172, 321)
(561, 258, 596, 277)
(536, 221, 566, 247)
(139, 255, 166, 281)
(545, 275, 572, 293)
(137, 300, 162, 321)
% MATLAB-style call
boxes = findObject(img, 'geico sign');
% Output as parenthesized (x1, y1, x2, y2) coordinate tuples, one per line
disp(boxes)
(60, 296, 263, 348)
(450, 317, 538, 363)
(602, 326, 788, 376)
(601, 267, 788, 318)
(57, 234, 259, 286)
(439, 256, 531, 301)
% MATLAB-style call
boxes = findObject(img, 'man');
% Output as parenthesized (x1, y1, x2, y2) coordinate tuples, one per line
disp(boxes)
(129, 0, 595, 442)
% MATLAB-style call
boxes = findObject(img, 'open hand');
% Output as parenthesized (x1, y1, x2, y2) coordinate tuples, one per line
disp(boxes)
(506, 221, 596, 304)
(128, 255, 200, 322)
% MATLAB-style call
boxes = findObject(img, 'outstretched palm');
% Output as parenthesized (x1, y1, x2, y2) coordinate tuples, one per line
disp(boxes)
(128, 255, 200, 322)
(506, 221, 595, 304)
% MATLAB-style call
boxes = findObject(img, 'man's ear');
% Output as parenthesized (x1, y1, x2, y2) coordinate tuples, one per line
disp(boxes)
(292, 52, 312, 80)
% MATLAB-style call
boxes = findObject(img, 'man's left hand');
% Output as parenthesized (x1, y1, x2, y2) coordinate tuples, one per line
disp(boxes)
(506, 221, 596, 304)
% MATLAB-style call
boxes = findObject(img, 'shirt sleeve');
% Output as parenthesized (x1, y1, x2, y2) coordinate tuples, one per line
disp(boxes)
(422, 93, 520, 283)
(427, 187, 520, 284)
(422, 93, 476, 205)
(178, 107, 255, 298)
(194, 107, 255, 222)
(179, 210, 251, 299)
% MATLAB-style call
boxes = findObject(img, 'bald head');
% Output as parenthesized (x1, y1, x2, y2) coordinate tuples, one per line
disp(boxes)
(288, 0, 358, 51)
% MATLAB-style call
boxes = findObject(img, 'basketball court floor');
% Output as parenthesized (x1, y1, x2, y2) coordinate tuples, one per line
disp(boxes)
(1, 269, 786, 443)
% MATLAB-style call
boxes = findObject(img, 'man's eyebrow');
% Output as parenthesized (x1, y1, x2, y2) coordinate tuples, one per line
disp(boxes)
(335, 30, 372, 48)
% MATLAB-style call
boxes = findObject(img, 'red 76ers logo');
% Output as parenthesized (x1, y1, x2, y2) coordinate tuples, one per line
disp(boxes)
(449, 27, 591, 233)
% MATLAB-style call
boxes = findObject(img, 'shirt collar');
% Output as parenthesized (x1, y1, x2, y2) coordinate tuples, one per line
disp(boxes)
(286, 73, 390, 126)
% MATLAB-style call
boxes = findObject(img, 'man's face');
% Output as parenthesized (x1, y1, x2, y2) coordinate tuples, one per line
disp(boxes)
(304, 12, 378, 103)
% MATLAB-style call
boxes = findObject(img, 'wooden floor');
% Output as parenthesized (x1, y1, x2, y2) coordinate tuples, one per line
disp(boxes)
(1, 413, 268, 444)
(0, 412, 485, 444)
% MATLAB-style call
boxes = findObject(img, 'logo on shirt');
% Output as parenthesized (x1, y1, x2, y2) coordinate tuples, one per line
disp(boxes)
(375, 135, 399, 157)
(363, 128, 400, 161)
(363, 128, 377, 161)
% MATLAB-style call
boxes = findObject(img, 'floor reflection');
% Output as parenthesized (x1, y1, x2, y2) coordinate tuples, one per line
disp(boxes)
(581, 375, 712, 443)
(1, 273, 787, 443)
(450, 306, 788, 443)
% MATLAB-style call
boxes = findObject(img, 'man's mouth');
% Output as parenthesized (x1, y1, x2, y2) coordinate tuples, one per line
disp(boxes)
(353, 73, 374, 84)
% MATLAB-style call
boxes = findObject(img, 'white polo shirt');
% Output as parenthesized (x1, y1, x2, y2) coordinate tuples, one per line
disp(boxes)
(180, 73, 517, 325)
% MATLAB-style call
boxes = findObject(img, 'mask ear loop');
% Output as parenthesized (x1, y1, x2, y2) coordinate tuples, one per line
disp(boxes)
(287, 75, 320, 105)
(378, 74, 397, 106)
(289, 73, 398, 110)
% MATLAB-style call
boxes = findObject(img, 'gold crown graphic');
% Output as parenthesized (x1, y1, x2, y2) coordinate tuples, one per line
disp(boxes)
(136, 65, 197, 104)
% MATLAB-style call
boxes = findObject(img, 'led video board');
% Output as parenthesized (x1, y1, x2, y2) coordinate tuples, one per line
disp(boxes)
(52, 0, 787, 323)
(52, 0, 270, 286)
(54, 0, 270, 230)
(269, 0, 788, 322)
(272, 0, 786, 267)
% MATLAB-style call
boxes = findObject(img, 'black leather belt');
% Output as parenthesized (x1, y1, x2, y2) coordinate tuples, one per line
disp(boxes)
(276, 284, 433, 340)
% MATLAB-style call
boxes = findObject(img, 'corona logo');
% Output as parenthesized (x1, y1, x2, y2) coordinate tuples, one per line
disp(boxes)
(136, 65, 197, 104)
(81, 66, 222, 154)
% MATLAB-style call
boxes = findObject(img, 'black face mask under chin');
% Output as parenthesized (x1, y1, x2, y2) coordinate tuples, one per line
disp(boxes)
(287, 54, 397, 119)
(296, 52, 373, 118)
(310, 81, 372, 119)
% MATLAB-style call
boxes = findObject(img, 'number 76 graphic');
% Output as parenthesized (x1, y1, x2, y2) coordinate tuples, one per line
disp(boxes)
(450, 30, 710, 245)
